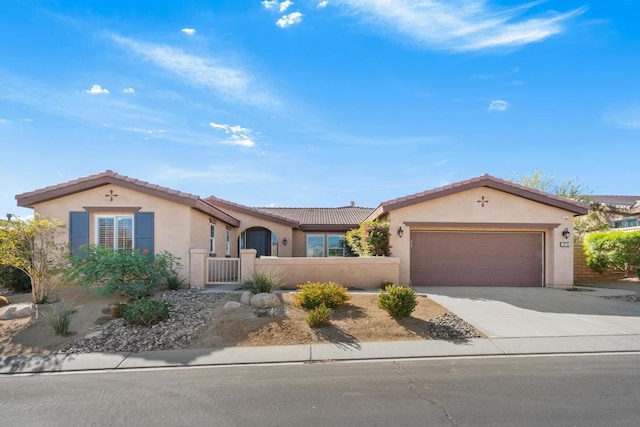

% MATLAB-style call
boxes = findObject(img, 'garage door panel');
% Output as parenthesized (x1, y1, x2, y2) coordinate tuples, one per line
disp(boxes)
(411, 231, 543, 287)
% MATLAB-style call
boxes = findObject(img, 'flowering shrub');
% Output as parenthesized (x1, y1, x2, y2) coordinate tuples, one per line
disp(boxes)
(294, 281, 351, 310)
(346, 219, 391, 256)
(66, 245, 181, 300)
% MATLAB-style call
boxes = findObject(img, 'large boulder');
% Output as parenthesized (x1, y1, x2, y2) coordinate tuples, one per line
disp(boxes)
(250, 293, 280, 308)
(240, 291, 253, 305)
(0, 303, 36, 320)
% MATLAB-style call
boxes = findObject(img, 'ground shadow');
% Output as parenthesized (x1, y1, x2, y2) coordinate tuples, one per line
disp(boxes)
(312, 325, 362, 350)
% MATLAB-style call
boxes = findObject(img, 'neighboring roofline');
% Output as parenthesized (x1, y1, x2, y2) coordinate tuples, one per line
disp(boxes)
(15, 170, 240, 227)
(299, 224, 361, 232)
(369, 174, 589, 218)
(205, 196, 300, 228)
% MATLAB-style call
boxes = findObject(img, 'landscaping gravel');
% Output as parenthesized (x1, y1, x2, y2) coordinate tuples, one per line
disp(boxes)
(59, 290, 482, 354)
(60, 290, 224, 354)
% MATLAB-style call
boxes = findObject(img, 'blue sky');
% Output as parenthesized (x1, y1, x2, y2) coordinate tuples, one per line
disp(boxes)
(1, 0, 639, 218)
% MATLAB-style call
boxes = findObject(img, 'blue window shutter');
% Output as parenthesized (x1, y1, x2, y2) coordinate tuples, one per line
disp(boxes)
(135, 212, 154, 255)
(69, 211, 89, 254)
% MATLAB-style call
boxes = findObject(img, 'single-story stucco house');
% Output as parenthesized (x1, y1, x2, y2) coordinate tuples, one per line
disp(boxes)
(15, 170, 588, 289)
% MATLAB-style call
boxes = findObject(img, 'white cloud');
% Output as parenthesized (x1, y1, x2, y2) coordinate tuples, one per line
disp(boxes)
(280, 0, 293, 12)
(123, 87, 135, 94)
(262, 0, 279, 9)
(488, 99, 510, 112)
(0, 118, 8, 125)
(276, 11, 303, 28)
(110, 34, 274, 106)
(318, 1, 328, 8)
(181, 28, 196, 36)
(85, 84, 109, 95)
(605, 107, 640, 129)
(209, 121, 256, 147)
(333, 0, 586, 51)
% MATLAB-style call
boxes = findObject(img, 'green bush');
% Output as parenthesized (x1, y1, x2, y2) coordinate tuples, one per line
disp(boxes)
(378, 284, 417, 318)
(295, 282, 351, 310)
(583, 231, 640, 276)
(122, 298, 170, 326)
(66, 246, 182, 300)
(241, 270, 281, 294)
(40, 301, 76, 336)
(0, 265, 31, 293)
(306, 304, 332, 328)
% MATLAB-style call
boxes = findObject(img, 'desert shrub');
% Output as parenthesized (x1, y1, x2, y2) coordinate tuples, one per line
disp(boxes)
(40, 301, 76, 336)
(295, 281, 351, 310)
(241, 270, 281, 294)
(378, 284, 417, 318)
(0, 295, 9, 307)
(66, 246, 182, 300)
(306, 304, 332, 328)
(0, 265, 31, 293)
(123, 298, 169, 326)
(164, 271, 186, 290)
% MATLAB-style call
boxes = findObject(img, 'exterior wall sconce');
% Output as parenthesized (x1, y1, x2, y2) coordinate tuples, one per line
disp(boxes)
(282, 237, 288, 246)
(397, 227, 404, 238)
(562, 228, 570, 239)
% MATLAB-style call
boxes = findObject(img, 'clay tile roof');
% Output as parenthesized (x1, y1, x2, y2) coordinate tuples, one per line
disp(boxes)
(16, 170, 240, 227)
(257, 207, 375, 230)
(204, 196, 300, 227)
(374, 174, 588, 216)
(590, 195, 640, 210)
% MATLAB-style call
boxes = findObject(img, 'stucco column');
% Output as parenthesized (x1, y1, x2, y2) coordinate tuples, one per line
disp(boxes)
(189, 249, 207, 289)
(240, 249, 257, 283)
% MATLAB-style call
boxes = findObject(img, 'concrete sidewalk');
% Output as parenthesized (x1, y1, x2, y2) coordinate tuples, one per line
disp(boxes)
(2, 334, 640, 374)
(3, 286, 640, 374)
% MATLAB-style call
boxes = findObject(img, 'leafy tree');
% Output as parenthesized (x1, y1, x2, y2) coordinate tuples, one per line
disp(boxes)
(508, 169, 591, 202)
(0, 215, 68, 303)
(583, 231, 640, 276)
(346, 219, 391, 256)
(510, 169, 610, 236)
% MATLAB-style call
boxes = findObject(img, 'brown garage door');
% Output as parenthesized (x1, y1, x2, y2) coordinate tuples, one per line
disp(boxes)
(411, 231, 543, 287)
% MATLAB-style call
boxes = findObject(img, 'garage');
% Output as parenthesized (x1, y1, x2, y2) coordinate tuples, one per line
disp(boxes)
(410, 231, 544, 287)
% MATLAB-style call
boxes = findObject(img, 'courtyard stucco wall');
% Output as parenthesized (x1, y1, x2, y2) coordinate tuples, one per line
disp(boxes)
(240, 249, 399, 289)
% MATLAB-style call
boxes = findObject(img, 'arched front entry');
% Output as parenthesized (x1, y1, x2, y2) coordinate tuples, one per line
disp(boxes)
(240, 227, 278, 257)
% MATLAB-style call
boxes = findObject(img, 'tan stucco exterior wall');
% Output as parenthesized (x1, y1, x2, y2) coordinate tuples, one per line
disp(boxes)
(216, 207, 294, 257)
(386, 187, 576, 287)
(291, 230, 350, 257)
(31, 184, 233, 286)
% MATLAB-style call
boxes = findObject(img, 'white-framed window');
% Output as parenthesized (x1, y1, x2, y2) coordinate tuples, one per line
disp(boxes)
(327, 235, 346, 257)
(96, 215, 133, 250)
(306, 235, 325, 257)
(210, 222, 216, 254)
(225, 229, 231, 256)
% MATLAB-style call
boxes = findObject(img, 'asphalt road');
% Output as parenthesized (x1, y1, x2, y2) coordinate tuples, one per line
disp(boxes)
(2, 354, 639, 426)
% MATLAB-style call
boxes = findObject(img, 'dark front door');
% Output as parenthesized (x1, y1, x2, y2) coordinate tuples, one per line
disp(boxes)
(246, 228, 271, 258)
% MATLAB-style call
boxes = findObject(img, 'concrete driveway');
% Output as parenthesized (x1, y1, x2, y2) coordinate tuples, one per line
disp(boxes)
(418, 286, 640, 339)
